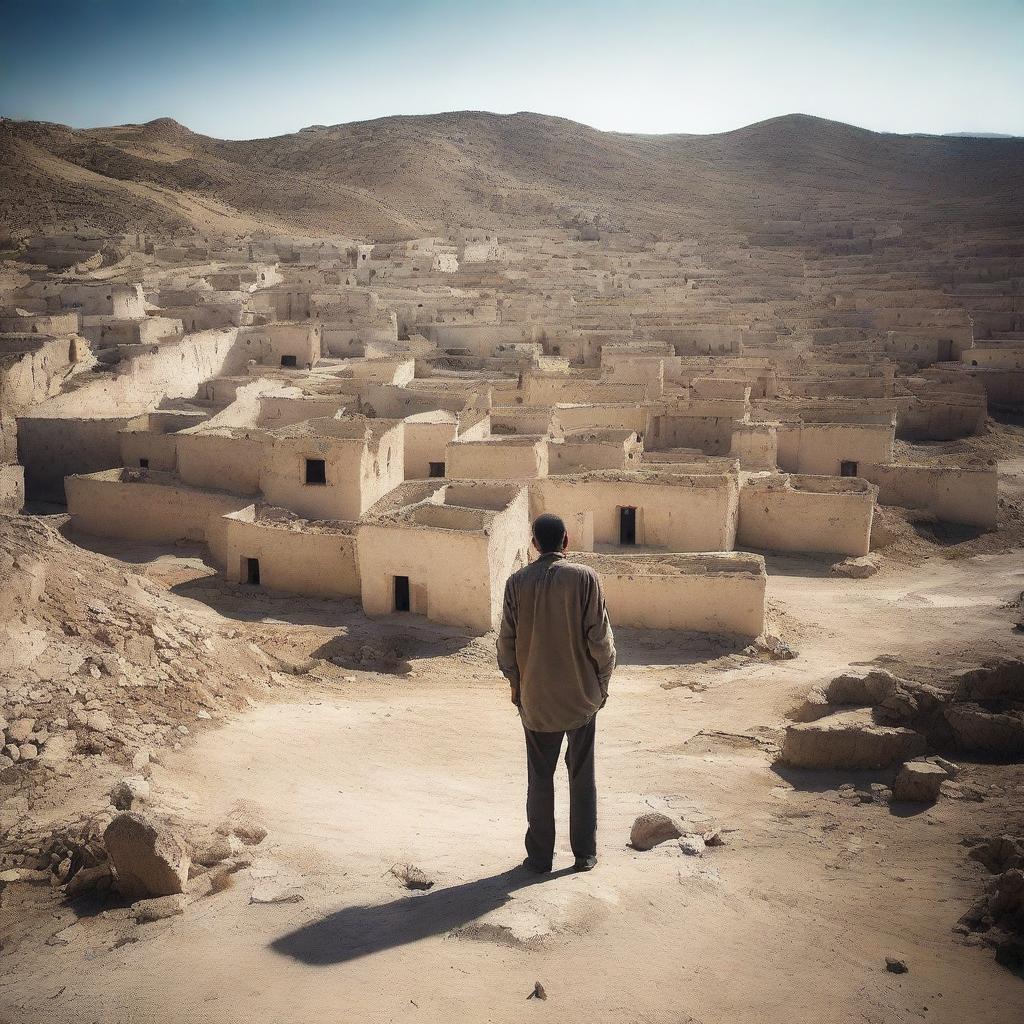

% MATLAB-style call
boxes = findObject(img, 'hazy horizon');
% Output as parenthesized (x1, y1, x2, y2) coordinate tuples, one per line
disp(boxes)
(2, 0, 1022, 140)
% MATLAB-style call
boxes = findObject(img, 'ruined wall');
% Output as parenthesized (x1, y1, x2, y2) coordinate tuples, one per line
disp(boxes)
(222, 510, 360, 599)
(176, 431, 265, 496)
(534, 474, 739, 552)
(1, 335, 85, 462)
(738, 474, 875, 556)
(798, 422, 894, 476)
(257, 395, 349, 428)
(446, 439, 548, 480)
(729, 423, 778, 470)
(647, 414, 736, 454)
(404, 418, 458, 478)
(119, 428, 180, 471)
(19, 415, 137, 503)
(861, 463, 998, 529)
(66, 471, 248, 543)
(547, 437, 638, 474)
(553, 404, 648, 436)
(357, 522, 494, 631)
(18, 328, 244, 501)
(485, 488, 532, 628)
(576, 555, 766, 637)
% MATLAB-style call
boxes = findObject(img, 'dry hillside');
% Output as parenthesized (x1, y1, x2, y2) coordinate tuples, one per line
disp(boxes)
(1, 111, 1022, 241)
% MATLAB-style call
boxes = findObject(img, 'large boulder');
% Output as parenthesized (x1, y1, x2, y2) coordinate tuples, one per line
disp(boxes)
(103, 813, 190, 901)
(780, 708, 927, 769)
(893, 761, 947, 803)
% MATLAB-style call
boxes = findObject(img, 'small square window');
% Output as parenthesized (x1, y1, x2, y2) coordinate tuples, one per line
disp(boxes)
(840, 460, 858, 477)
(428, 461, 445, 478)
(305, 458, 326, 485)
(280, 354, 297, 367)
(139, 458, 149, 469)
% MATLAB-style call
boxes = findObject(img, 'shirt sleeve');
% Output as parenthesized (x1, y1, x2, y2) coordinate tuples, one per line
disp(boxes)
(496, 575, 520, 686)
(583, 572, 616, 696)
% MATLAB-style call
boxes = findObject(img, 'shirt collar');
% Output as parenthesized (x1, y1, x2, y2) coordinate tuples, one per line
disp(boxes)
(537, 551, 565, 560)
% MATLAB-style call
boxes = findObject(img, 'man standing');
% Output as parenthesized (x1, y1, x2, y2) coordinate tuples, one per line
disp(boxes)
(497, 513, 616, 873)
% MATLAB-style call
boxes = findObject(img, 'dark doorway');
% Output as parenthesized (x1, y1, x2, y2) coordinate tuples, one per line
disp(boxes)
(619, 506, 637, 545)
(305, 458, 327, 485)
(840, 460, 858, 477)
(394, 575, 410, 612)
(428, 461, 445, 478)
(280, 354, 297, 367)
(139, 458, 149, 469)
(245, 557, 261, 585)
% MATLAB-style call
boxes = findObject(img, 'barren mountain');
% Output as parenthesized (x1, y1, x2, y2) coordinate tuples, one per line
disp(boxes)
(2, 111, 1022, 241)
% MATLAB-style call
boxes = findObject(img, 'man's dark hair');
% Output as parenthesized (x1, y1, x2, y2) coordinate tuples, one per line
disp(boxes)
(533, 513, 567, 553)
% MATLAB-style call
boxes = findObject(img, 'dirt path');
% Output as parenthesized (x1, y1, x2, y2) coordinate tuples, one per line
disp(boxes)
(1, 548, 1022, 1024)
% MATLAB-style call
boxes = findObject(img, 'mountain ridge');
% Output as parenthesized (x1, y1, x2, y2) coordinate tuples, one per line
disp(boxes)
(1, 110, 1022, 242)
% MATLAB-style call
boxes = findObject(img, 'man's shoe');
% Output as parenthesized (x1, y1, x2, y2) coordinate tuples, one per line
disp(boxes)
(573, 855, 598, 872)
(521, 856, 552, 874)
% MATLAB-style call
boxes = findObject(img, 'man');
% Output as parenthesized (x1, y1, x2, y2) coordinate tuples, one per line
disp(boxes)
(497, 513, 616, 873)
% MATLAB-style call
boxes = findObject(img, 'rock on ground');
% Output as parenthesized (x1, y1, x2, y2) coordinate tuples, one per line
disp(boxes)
(110, 776, 151, 811)
(832, 554, 881, 579)
(103, 812, 190, 901)
(893, 761, 948, 803)
(250, 880, 303, 904)
(630, 812, 684, 850)
(780, 708, 928, 769)
(216, 802, 268, 846)
(678, 835, 706, 856)
(65, 862, 112, 900)
(390, 862, 434, 890)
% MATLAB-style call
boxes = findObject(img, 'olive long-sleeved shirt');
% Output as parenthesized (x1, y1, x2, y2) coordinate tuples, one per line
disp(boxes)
(496, 552, 616, 732)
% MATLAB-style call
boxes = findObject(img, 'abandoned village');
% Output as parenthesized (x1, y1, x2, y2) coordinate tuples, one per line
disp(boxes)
(0, 221, 1010, 640)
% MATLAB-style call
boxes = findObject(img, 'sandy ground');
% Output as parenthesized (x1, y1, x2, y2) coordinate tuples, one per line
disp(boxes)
(1, 526, 1022, 1024)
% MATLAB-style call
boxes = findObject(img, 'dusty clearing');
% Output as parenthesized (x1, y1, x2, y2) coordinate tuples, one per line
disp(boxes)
(1, 528, 1021, 1024)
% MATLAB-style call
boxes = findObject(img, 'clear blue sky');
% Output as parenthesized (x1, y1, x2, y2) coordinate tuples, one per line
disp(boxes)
(1, 0, 1021, 139)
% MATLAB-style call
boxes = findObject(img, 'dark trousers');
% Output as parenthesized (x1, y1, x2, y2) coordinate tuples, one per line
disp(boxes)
(523, 716, 597, 866)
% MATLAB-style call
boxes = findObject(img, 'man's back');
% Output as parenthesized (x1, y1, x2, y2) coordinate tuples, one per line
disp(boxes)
(497, 551, 616, 732)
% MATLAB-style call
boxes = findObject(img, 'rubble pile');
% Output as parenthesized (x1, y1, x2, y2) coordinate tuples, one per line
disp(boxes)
(0, 515, 273, 837)
(780, 660, 1024, 770)
(957, 834, 1024, 971)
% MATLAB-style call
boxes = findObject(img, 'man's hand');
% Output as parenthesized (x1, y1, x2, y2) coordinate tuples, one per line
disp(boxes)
(510, 683, 521, 707)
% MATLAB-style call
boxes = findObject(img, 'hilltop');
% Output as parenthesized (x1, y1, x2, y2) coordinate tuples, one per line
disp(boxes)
(1, 111, 1022, 241)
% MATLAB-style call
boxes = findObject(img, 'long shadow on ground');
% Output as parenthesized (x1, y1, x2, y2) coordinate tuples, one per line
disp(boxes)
(270, 865, 573, 966)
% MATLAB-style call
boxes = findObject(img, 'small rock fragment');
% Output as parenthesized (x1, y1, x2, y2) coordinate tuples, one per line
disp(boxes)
(391, 862, 434, 890)
(527, 981, 547, 1000)
(110, 777, 151, 811)
(832, 554, 881, 579)
(630, 812, 683, 851)
(885, 956, 908, 974)
(65, 863, 112, 900)
(250, 880, 303, 904)
(678, 834, 706, 857)
(7, 718, 36, 744)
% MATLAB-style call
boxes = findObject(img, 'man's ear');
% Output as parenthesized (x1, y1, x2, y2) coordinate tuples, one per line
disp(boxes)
(561, 532, 569, 551)
(531, 536, 539, 552)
